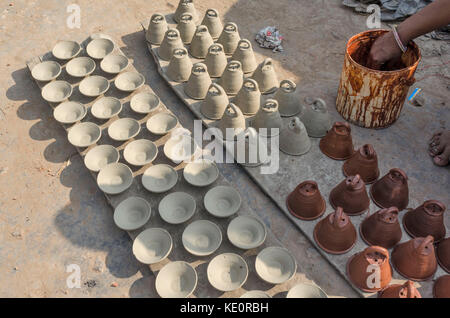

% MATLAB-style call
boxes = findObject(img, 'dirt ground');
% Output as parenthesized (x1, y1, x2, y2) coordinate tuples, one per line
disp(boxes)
(0, 0, 448, 298)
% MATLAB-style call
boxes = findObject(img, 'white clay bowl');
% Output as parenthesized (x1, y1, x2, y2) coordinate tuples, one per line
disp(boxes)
(67, 122, 101, 148)
(156, 261, 198, 298)
(41, 80, 73, 103)
(240, 290, 271, 298)
(158, 192, 196, 224)
(86, 38, 114, 59)
(142, 164, 178, 193)
(130, 92, 160, 114)
(163, 134, 199, 163)
(100, 54, 129, 74)
(66, 57, 96, 77)
(97, 162, 133, 194)
(91, 96, 122, 119)
(84, 144, 120, 172)
(113, 197, 151, 231)
(79, 75, 110, 97)
(182, 220, 222, 256)
(108, 118, 140, 141)
(53, 101, 87, 124)
(52, 40, 81, 60)
(123, 139, 158, 166)
(227, 215, 267, 249)
(132, 228, 172, 264)
(255, 246, 297, 284)
(146, 112, 178, 135)
(183, 159, 219, 187)
(114, 71, 145, 92)
(31, 61, 62, 82)
(286, 283, 328, 298)
(204, 186, 241, 218)
(207, 253, 248, 292)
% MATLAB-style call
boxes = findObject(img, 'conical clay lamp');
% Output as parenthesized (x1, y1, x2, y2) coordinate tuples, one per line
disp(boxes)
(403, 200, 446, 242)
(204, 43, 227, 78)
(391, 235, 438, 281)
(347, 246, 392, 292)
(184, 63, 212, 100)
(343, 144, 380, 184)
(146, 13, 168, 45)
(217, 22, 240, 55)
(300, 98, 332, 138)
(274, 80, 301, 117)
(313, 207, 357, 254)
(218, 103, 246, 140)
(286, 180, 326, 220)
(173, 0, 198, 23)
(233, 78, 261, 116)
(190, 25, 214, 59)
(200, 83, 229, 120)
(176, 13, 196, 44)
(200, 9, 222, 40)
(433, 275, 450, 298)
(252, 58, 279, 94)
(231, 39, 257, 74)
(219, 60, 243, 96)
(319, 121, 354, 160)
(251, 99, 282, 138)
(329, 174, 370, 216)
(436, 237, 450, 273)
(158, 28, 184, 61)
(234, 127, 269, 167)
(370, 168, 409, 210)
(166, 48, 193, 82)
(360, 207, 402, 249)
(378, 281, 421, 298)
(279, 117, 311, 156)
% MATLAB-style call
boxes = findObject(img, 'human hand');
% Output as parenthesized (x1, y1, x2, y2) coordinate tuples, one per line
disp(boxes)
(366, 31, 403, 70)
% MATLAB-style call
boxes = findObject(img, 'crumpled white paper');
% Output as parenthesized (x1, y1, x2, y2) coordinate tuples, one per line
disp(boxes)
(255, 26, 284, 52)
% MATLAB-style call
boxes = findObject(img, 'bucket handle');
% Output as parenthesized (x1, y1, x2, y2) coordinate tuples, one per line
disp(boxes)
(208, 83, 224, 96)
(225, 103, 241, 117)
(192, 63, 207, 73)
(311, 98, 327, 112)
(196, 25, 209, 34)
(224, 22, 238, 32)
(363, 246, 389, 261)
(261, 58, 273, 68)
(179, 12, 193, 22)
(180, 0, 193, 5)
(243, 78, 259, 91)
(151, 13, 165, 23)
(166, 28, 180, 39)
(172, 47, 187, 57)
(208, 43, 223, 54)
(206, 9, 219, 18)
(238, 39, 251, 50)
(227, 60, 241, 71)
(262, 99, 278, 111)
(280, 79, 296, 92)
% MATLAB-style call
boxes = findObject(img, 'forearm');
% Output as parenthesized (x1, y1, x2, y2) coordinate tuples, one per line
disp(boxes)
(397, 0, 450, 43)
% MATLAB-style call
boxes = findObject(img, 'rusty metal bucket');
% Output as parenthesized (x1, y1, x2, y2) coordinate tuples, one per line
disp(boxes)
(336, 30, 421, 129)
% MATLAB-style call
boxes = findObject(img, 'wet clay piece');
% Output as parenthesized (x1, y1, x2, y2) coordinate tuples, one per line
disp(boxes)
(329, 174, 370, 216)
(41, 80, 73, 103)
(146, 112, 178, 135)
(67, 122, 101, 148)
(100, 54, 129, 74)
(347, 246, 392, 292)
(255, 247, 297, 284)
(182, 220, 222, 256)
(113, 197, 151, 231)
(79, 75, 109, 97)
(174, 0, 198, 23)
(130, 92, 160, 114)
(218, 60, 244, 96)
(163, 134, 199, 163)
(107, 118, 140, 141)
(176, 13, 196, 44)
(86, 38, 114, 60)
(218, 103, 246, 140)
(123, 139, 158, 166)
(91, 97, 122, 120)
(360, 207, 402, 249)
(252, 58, 279, 94)
(200, 9, 222, 40)
(319, 121, 354, 160)
(275, 80, 301, 117)
(167, 48, 193, 82)
(207, 253, 248, 292)
(231, 39, 257, 74)
(433, 275, 450, 298)
(233, 78, 261, 116)
(437, 237, 450, 273)
(53, 101, 87, 124)
(159, 192, 196, 224)
(204, 43, 227, 78)
(52, 40, 81, 60)
(184, 63, 212, 100)
(31, 61, 62, 82)
(251, 99, 283, 138)
(378, 280, 421, 298)
(84, 145, 119, 172)
(343, 144, 380, 184)
(132, 228, 172, 264)
(279, 117, 311, 156)
(142, 164, 178, 193)
(313, 207, 357, 255)
(300, 98, 332, 138)
(67, 57, 96, 77)
(189, 25, 214, 59)
(183, 159, 219, 187)
(97, 162, 133, 195)
(158, 28, 184, 61)
(146, 13, 168, 45)
(114, 71, 145, 92)
(370, 168, 409, 210)
(204, 186, 241, 218)
(155, 261, 197, 298)
(403, 200, 446, 242)
(200, 83, 229, 120)
(227, 215, 267, 250)
(286, 180, 326, 220)
(217, 22, 241, 55)
(391, 236, 438, 281)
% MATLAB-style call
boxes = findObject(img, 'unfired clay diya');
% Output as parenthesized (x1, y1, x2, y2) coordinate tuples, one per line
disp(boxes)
(286, 180, 326, 220)
(123, 139, 158, 166)
(158, 192, 196, 224)
(163, 134, 199, 163)
(370, 168, 409, 210)
(343, 144, 380, 184)
(79, 75, 110, 97)
(286, 283, 328, 298)
(155, 261, 197, 298)
(347, 246, 392, 292)
(53, 101, 87, 124)
(52, 40, 81, 60)
(255, 246, 296, 284)
(207, 253, 248, 292)
(319, 121, 354, 160)
(41, 80, 73, 103)
(96, 162, 133, 194)
(86, 38, 114, 59)
(227, 215, 267, 250)
(183, 159, 219, 187)
(313, 207, 357, 255)
(113, 196, 151, 231)
(329, 174, 370, 216)
(141, 164, 178, 193)
(91, 97, 122, 119)
(132, 227, 172, 264)
(360, 207, 402, 249)
(146, 112, 178, 135)
(107, 118, 140, 141)
(84, 144, 119, 172)
(31, 60, 62, 82)
(204, 185, 241, 218)
(378, 280, 421, 298)
(66, 57, 96, 77)
(433, 275, 450, 298)
(240, 290, 271, 298)
(182, 219, 222, 256)
(437, 237, 450, 273)
(130, 92, 160, 114)
(403, 200, 446, 242)
(391, 235, 437, 281)
(67, 122, 101, 148)
(100, 54, 129, 74)
(114, 71, 145, 92)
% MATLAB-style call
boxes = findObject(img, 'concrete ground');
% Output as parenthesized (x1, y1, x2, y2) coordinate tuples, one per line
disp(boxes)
(0, 0, 448, 298)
